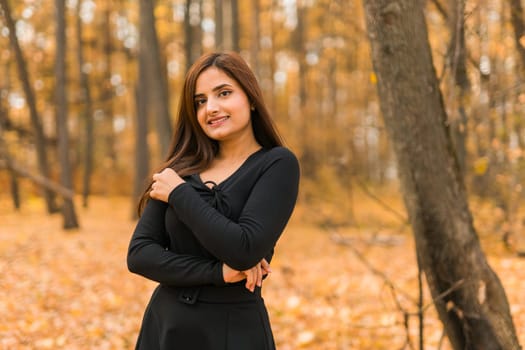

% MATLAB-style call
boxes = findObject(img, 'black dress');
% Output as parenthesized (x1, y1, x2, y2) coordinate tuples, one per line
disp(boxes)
(127, 147, 300, 350)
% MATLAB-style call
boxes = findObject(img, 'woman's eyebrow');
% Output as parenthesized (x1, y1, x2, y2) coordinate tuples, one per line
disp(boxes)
(194, 83, 233, 98)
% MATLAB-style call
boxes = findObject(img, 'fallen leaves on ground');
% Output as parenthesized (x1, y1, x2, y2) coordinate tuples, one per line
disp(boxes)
(0, 195, 523, 349)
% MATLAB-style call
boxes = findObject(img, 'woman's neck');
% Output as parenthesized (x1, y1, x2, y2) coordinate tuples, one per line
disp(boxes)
(216, 138, 261, 161)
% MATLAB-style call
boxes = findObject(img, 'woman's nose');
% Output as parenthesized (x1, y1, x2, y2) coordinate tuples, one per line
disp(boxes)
(206, 98, 219, 114)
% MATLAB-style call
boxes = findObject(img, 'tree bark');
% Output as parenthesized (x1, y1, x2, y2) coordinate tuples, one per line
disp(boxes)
(446, 0, 469, 174)
(0, 0, 58, 213)
(215, 0, 223, 50)
(184, 0, 193, 70)
(249, 0, 261, 76)
(76, 0, 95, 208)
(101, 4, 116, 164)
(293, 3, 315, 176)
(55, 0, 79, 229)
(184, 0, 203, 70)
(214, 0, 238, 51)
(0, 106, 20, 210)
(132, 45, 150, 219)
(508, 0, 525, 156)
(220, 0, 232, 50)
(231, 0, 240, 52)
(363, 1, 521, 349)
(139, 0, 173, 158)
(509, 0, 525, 72)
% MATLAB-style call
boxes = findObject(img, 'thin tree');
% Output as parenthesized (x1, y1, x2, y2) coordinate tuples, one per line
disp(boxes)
(100, 3, 116, 163)
(185, 0, 203, 71)
(363, 0, 521, 348)
(76, 0, 95, 208)
(55, 0, 79, 229)
(139, 0, 173, 157)
(509, 0, 525, 70)
(508, 0, 525, 151)
(0, 0, 58, 213)
(0, 94, 20, 210)
(216, 0, 232, 50)
(132, 38, 150, 219)
(132, 0, 155, 216)
(231, 0, 240, 52)
(212, 0, 240, 52)
(249, 0, 261, 76)
(293, 3, 315, 176)
(215, 0, 223, 50)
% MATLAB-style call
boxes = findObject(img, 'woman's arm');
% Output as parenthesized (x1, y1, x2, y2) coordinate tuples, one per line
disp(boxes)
(167, 148, 300, 271)
(127, 198, 226, 287)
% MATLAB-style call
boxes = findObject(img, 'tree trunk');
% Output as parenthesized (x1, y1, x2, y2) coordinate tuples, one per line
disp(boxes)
(0, 0, 58, 213)
(139, 0, 173, 158)
(132, 45, 150, 219)
(293, 3, 315, 176)
(220, 0, 232, 50)
(184, 0, 203, 71)
(508, 0, 525, 158)
(184, 0, 193, 70)
(101, 4, 116, 164)
(471, 2, 493, 197)
(509, 0, 525, 72)
(55, 0, 79, 229)
(447, 0, 469, 175)
(265, 0, 276, 116)
(76, 0, 95, 208)
(215, 0, 223, 50)
(0, 106, 20, 210)
(362, 1, 521, 349)
(231, 0, 240, 52)
(249, 0, 261, 76)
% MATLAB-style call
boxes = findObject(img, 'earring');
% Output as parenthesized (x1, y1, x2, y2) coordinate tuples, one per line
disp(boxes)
(250, 105, 255, 111)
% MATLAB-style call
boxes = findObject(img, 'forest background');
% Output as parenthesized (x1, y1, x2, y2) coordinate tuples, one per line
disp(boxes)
(1, 0, 525, 349)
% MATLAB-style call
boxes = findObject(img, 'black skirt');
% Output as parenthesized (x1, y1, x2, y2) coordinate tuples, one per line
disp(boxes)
(135, 284, 276, 350)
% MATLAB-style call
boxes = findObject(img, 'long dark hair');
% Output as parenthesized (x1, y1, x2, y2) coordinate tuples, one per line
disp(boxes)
(138, 51, 284, 215)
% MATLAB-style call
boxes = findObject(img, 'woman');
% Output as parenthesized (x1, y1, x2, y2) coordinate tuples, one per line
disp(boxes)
(127, 51, 300, 350)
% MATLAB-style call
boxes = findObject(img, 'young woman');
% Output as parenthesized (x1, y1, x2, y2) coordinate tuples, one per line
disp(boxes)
(127, 51, 300, 349)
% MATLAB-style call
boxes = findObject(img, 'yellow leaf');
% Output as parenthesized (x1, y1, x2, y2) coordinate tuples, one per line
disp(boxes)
(473, 157, 489, 175)
(370, 72, 377, 84)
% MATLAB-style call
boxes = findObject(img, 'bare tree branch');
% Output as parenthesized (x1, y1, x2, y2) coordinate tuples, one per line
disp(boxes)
(353, 177, 408, 224)
(0, 160, 74, 199)
(429, 0, 448, 21)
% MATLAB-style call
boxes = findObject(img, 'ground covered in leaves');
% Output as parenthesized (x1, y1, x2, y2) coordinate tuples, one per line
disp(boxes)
(1, 194, 524, 349)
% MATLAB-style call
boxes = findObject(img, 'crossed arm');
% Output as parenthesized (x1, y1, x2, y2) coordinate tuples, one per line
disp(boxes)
(128, 150, 300, 292)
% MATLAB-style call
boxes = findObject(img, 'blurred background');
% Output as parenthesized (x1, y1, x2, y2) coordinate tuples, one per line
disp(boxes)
(1, 0, 380, 220)
(2, 0, 525, 223)
(1, 0, 525, 349)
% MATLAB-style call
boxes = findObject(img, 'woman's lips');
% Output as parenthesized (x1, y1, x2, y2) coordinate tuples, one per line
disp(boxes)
(208, 116, 229, 126)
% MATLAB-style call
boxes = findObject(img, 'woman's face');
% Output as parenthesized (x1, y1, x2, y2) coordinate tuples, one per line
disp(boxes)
(194, 67, 254, 144)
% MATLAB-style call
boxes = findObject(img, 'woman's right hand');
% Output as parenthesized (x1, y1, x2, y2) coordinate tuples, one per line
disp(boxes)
(222, 259, 271, 292)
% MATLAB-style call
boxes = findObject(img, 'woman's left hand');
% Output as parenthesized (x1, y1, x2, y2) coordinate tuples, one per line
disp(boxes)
(150, 168, 185, 202)
(242, 259, 271, 292)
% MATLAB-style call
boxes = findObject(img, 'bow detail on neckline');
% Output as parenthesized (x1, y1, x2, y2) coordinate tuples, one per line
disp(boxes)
(190, 177, 231, 217)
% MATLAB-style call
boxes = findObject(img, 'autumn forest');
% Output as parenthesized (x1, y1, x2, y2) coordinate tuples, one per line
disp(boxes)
(1, 0, 525, 349)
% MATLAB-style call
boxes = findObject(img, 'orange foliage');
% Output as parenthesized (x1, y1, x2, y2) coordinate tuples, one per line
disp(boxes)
(0, 193, 523, 349)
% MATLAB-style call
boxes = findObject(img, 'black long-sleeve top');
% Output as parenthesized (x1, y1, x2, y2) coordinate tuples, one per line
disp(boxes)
(127, 147, 300, 290)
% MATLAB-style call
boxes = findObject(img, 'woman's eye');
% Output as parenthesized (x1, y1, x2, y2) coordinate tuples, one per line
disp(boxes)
(195, 99, 206, 107)
(219, 90, 232, 97)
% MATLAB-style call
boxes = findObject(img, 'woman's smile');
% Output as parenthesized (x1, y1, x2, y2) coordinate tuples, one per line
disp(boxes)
(208, 116, 229, 127)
